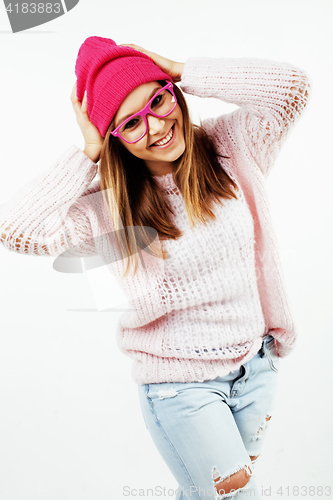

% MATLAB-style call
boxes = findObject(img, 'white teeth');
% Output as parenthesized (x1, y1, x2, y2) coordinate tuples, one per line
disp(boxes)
(154, 127, 173, 146)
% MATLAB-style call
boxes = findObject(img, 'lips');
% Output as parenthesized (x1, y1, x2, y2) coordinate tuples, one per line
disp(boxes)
(150, 125, 175, 147)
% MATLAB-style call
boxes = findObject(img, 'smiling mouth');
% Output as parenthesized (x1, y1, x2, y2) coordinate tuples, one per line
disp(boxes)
(151, 125, 174, 147)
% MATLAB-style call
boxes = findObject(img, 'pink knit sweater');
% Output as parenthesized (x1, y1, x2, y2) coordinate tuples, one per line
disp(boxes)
(0, 57, 310, 384)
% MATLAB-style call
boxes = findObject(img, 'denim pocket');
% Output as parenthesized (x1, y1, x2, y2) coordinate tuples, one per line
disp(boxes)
(262, 335, 279, 373)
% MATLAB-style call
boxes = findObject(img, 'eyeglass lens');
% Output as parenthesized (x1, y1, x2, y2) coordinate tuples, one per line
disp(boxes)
(118, 89, 176, 143)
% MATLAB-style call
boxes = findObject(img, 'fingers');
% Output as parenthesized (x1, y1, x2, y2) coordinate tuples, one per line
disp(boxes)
(119, 44, 174, 78)
(70, 82, 88, 117)
(119, 43, 137, 49)
(70, 81, 78, 103)
(69, 82, 103, 155)
(119, 43, 147, 54)
(70, 82, 81, 115)
(81, 91, 87, 114)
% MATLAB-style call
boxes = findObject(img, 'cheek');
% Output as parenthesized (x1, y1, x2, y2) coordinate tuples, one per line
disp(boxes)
(120, 137, 141, 152)
(123, 140, 150, 159)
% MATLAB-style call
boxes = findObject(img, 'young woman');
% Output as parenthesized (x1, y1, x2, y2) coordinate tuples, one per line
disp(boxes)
(0, 36, 310, 498)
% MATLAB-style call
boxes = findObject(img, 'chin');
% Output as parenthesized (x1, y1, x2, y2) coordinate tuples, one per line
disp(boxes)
(174, 143, 186, 161)
(160, 149, 184, 163)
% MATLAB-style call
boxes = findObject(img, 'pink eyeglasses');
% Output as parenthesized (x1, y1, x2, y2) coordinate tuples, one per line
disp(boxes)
(110, 81, 177, 144)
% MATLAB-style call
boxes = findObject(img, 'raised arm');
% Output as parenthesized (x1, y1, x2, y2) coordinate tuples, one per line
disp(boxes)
(180, 57, 311, 177)
(0, 146, 99, 257)
(0, 82, 107, 258)
(118, 45, 311, 178)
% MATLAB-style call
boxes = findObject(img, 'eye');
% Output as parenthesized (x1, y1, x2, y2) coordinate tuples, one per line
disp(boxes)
(123, 118, 139, 131)
(151, 92, 165, 109)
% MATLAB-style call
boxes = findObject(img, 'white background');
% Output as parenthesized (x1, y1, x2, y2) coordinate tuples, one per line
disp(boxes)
(0, 0, 332, 498)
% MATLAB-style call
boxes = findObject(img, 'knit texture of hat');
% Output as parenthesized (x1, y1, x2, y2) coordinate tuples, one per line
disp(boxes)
(75, 36, 171, 138)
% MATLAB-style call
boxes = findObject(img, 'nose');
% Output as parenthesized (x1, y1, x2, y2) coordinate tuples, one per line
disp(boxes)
(147, 114, 165, 135)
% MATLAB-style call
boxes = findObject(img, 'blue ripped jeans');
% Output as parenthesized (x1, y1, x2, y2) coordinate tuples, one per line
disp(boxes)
(137, 335, 280, 499)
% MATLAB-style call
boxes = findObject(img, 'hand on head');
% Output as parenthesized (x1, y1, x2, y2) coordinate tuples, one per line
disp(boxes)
(119, 44, 184, 83)
(71, 37, 184, 164)
(70, 82, 104, 163)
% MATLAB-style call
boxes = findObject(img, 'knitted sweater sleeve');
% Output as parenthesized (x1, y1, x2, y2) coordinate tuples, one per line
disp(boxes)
(180, 57, 311, 177)
(0, 146, 99, 257)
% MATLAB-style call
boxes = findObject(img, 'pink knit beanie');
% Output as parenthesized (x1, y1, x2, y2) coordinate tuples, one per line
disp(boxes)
(75, 36, 171, 137)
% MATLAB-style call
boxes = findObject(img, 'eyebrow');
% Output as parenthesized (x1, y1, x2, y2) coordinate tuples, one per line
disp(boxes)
(115, 86, 163, 128)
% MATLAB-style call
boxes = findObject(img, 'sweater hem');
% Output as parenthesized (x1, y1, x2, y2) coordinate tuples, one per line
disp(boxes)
(132, 337, 264, 385)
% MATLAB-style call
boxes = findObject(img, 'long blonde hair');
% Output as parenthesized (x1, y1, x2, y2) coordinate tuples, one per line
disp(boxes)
(99, 82, 239, 277)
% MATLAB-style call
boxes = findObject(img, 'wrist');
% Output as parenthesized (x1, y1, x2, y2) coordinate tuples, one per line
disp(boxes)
(83, 146, 100, 163)
(173, 62, 184, 82)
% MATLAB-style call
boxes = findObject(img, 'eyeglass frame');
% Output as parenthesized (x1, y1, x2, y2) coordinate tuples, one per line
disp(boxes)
(110, 81, 177, 144)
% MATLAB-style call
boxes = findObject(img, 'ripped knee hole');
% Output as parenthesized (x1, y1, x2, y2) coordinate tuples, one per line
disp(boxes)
(212, 465, 252, 495)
